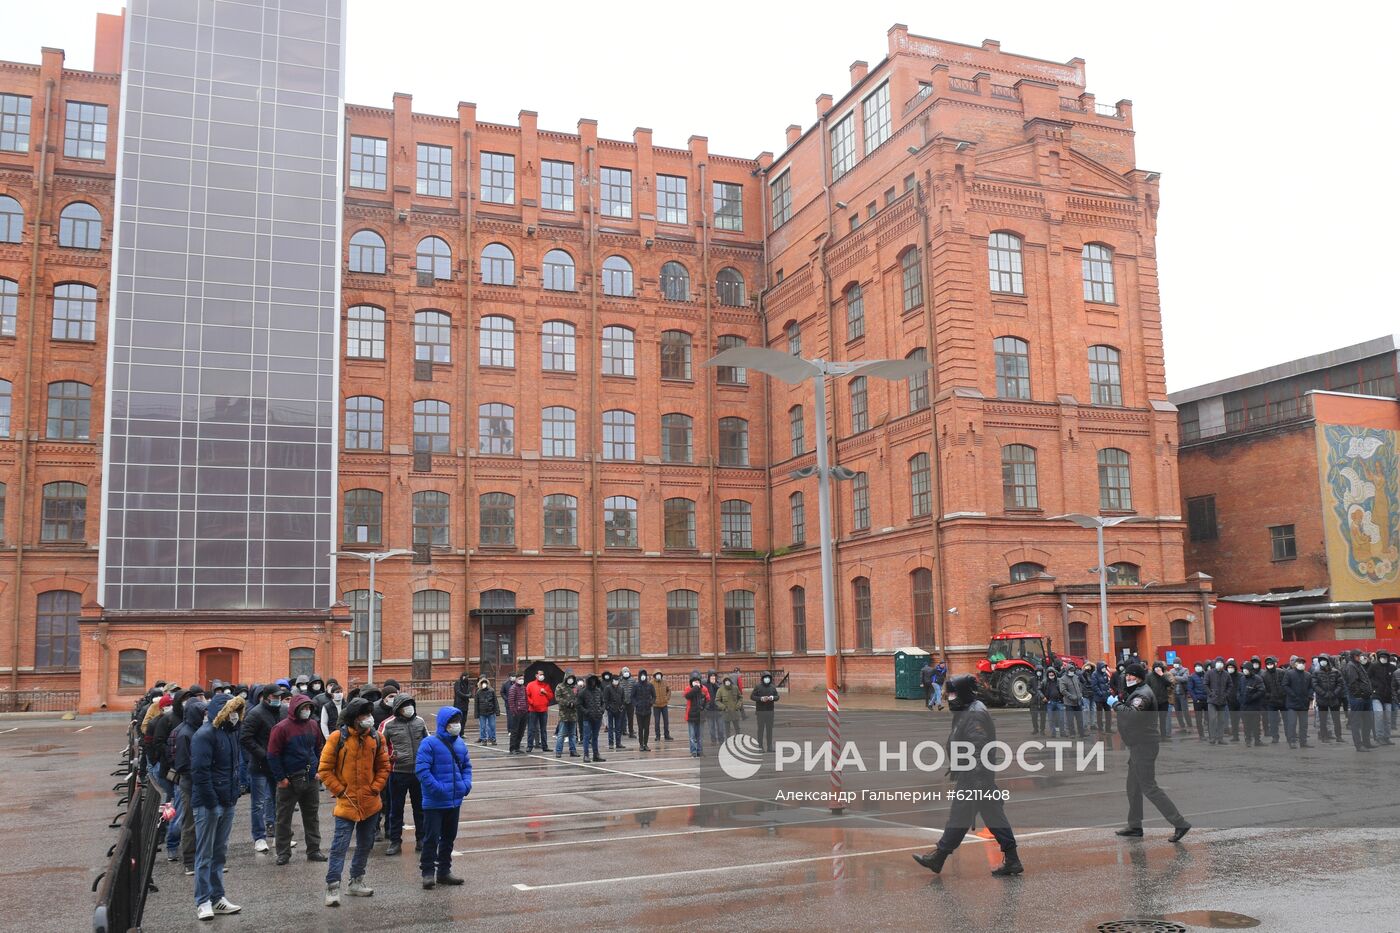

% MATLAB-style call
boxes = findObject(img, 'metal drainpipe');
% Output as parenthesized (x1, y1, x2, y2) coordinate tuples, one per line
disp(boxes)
(585, 145, 601, 665)
(915, 168, 951, 669)
(756, 167, 775, 672)
(460, 131, 474, 669)
(814, 109, 845, 687)
(12, 79, 54, 692)
(701, 162, 720, 671)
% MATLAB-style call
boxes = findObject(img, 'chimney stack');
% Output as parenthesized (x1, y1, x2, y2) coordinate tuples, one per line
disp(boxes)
(849, 60, 868, 86)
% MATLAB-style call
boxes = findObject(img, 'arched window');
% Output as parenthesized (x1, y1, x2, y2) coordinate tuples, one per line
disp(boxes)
(541, 406, 576, 458)
(901, 247, 923, 311)
(479, 315, 515, 368)
(412, 399, 451, 452)
(480, 242, 515, 286)
(1010, 561, 1046, 582)
(1170, 619, 1192, 645)
(1001, 445, 1038, 510)
(718, 417, 748, 466)
(602, 409, 636, 460)
(1067, 621, 1088, 658)
(1082, 243, 1115, 303)
(994, 337, 1031, 399)
(541, 320, 576, 372)
(660, 261, 690, 301)
(664, 497, 696, 548)
(118, 648, 147, 690)
(791, 586, 808, 653)
(602, 325, 634, 376)
(41, 482, 86, 542)
(660, 330, 692, 380)
(411, 310, 449, 364)
(604, 497, 638, 548)
(660, 413, 693, 463)
(606, 589, 641, 655)
(477, 402, 515, 454)
(343, 395, 384, 450)
(721, 499, 752, 550)
(1108, 562, 1140, 586)
(789, 491, 805, 544)
(52, 283, 97, 341)
(35, 590, 80, 669)
(785, 320, 801, 356)
(542, 494, 578, 546)
(413, 491, 449, 547)
(988, 232, 1024, 295)
(1097, 448, 1132, 511)
(906, 348, 929, 411)
(0, 196, 22, 244)
(545, 590, 580, 656)
(853, 577, 873, 651)
(58, 202, 101, 249)
(667, 590, 699, 654)
(542, 249, 575, 291)
(0, 277, 18, 335)
(289, 647, 316, 677)
(724, 590, 756, 652)
(411, 590, 451, 661)
(715, 335, 747, 384)
(851, 472, 870, 530)
(346, 589, 383, 661)
(602, 255, 633, 297)
(0, 380, 10, 437)
(46, 381, 91, 439)
(416, 236, 452, 281)
(1088, 345, 1123, 406)
(909, 453, 931, 518)
(788, 405, 804, 457)
(479, 492, 516, 546)
(348, 230, 386, 274)
(716, 267, 745, 307)
(345, 305, 385, 359)
(342, 488, 382, 544)
(845, 283, 865, 341)
(911, 568, 935, 646)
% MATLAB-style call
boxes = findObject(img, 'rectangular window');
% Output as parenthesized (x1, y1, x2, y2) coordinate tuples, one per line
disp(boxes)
(664, 499, 696, 549)
(480, 151, 516, 204)
(790, 494, 805, 545)
(667, 591, 699, 654)
(852, 472, 869, 531)
(349, 135, 387, 190)
(713, 181, 743, 231)
(830, 113, 855, 181)
(715, 334, 746, 384)
(724, 592, 756, 654)
(545, 590, 580, 655)
(1187, 495, 1218, 542)
(1270, 524, 1296, 561)
(541, 159, 575, 211)
(657, 174, 688, 225)
(541, 407, 576, 458)
(854, 580, 873, 651)
(770, 171, 792, 228)
(543, 495, 578, 547)
(791, 588, 808, 654)
(346, 306, 385, 359)
(416, 143, 452, 197)
(600, 167, 632, 218)
(63, 101, 107, 159)
(0, 94, 32, 153)
(862, 81, 891, 154)
(849, 376, 868, 433)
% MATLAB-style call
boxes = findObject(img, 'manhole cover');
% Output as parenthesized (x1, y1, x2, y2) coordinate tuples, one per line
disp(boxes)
(1097, 923, 1188, 933)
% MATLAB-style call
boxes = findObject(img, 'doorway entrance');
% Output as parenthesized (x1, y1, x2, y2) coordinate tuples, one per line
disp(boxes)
(1113, 625, 1143, 661)
(199, 647, 240, 687)
(481, 622, 515, 684)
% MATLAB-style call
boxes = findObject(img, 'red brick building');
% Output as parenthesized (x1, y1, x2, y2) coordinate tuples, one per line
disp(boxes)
(0, 19, 1205, 710)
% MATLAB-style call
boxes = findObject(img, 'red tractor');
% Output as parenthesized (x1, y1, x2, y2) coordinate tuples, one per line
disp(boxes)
(976, 632, 1085, 708)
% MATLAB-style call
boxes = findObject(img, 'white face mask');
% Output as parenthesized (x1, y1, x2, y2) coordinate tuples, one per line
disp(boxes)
(400, 705, 415, 718)
(1294, 663, 1305, 670)
(1214, 662, 1224, 670)
(762, 677, 772, 684)
(357, 717, 374, 731)
(446, 723, 462, 736)
(297, 708, 311, 721)
(1319, 661, 1328, 668)
(1194, 667, 1203, 674)
(332, 692, 344, 702)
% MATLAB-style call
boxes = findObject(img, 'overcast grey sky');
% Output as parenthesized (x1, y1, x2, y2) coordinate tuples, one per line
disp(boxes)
(4, 0, 1393, 391)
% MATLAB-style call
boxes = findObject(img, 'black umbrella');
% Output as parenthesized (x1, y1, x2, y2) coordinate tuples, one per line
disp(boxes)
(522, 659, 565, 689)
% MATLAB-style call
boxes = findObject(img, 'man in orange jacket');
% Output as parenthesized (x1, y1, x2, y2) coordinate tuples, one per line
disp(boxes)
(317, 697, 391, 907)
(524, 671, 554, 753)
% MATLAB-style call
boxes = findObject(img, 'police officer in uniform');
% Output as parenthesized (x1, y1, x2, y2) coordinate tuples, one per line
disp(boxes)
(912, 674, 1023, 877)
(1112, 661, 1191, 843)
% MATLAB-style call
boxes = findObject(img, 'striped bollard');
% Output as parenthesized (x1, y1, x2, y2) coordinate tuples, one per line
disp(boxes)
(828, 686, 843, 813)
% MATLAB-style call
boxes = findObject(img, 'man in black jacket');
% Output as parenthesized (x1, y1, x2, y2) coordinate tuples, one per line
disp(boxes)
(1313, 654, 1345, 743)
(1281, 657, 1313, 749)
(1204, 658, 1231, 745)
(1344, 649, 1375, 751)
(750, 671, 780, 752)
(1146, 662, 1172, 739)
(1260, 656, 1286, 744)
(240, 684, 287, 853)
(1369, 650, 1395, 745)
(632, 669, 655, 752)
(912, 675, 1022, 877)
(1113, 661, 1190, 843)
(1240, 658, 1266, 747)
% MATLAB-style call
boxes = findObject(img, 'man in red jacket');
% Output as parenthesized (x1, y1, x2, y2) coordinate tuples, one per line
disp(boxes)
(524, 671, 554, 753)
(266, 693, 327, 865)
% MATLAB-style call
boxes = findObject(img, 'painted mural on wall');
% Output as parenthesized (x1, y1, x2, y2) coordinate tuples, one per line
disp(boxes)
(1321, 425, 1400, 599)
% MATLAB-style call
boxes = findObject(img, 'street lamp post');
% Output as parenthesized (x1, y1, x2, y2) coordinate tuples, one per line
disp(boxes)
(1046, 514, 1158, 662)
(330, 549, 413, 684)
(706, 347, 931, 812)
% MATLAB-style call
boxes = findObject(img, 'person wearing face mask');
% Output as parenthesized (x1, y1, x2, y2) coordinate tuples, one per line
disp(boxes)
(241, 684, 288, 853)
(1204, 657, 1231, 745)
(704, 671, 723, 745)
(1187, 664, 1208, 741)
(602, 672, 628, 751)
(525, 671, 555, 753)
(717, 677, 743, 737)
(578, 674, 606, 762)
(266, 693, 327, 865)
(474, 678, 499, 745)
(750, 671, 780, 751)
(1109, 661, 1190, 844)
(380, 694, 428, 856)
(619, 667, 637, 739)
(1344, 649, 1375, 751)
(1368, 650, 1395, 745)
(554, 675, 580, 757)
(912, 674, 1022, 878)
(317, 697, 391, 906)
(320, 683, 346, 740)
(1390, 656, 1400, 732)
(684, 674, 708, 758)
(1060, 662, 1086, 737)
(373, 680, 400, 729)
(190, 693, 247, 921)
(1239, 657, 1266, 747)
(307, 675, 326, 704)
(632, 669, 655, 752)
(505, 674, 530, 754)
(1312, 654, 1344, 743)
(1146, 662, 1172, 739)
(170, 697, 207, 875)
(1042, 666, 1064, 738)
(1224, 659, 1242, 742)
(1028, 666, 1046, 735)
(1091, 662, 1113, 734)
(1260, 656, 1286, 744)
(652, 671, 673, 742)
(415, 706, 472, 890)
(1281, 656, 1313, 749)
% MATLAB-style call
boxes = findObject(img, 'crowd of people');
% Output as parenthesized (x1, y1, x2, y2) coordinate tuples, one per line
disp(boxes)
(132, 666, 783, 920)
(1015, 649, 1400, 751)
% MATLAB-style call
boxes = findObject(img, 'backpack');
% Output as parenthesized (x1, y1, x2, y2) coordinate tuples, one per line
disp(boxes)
(333, 726, 382, 776)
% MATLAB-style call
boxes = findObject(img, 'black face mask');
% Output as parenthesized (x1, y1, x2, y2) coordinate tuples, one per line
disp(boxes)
(947, 691, 973, 712)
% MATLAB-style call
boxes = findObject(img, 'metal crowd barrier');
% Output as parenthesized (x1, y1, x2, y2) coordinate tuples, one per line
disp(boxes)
(93, 749, 163, 932)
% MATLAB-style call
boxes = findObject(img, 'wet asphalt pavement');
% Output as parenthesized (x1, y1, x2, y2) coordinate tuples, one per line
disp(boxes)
(10, 707, 1400, 933)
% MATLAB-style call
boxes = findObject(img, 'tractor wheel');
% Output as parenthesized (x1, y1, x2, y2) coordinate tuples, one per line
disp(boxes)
(1002, 670, 1034, 709)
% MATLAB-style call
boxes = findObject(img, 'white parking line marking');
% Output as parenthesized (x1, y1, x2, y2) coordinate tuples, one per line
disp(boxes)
(0, 727, 18, 734)
(74, 725, 93, 733)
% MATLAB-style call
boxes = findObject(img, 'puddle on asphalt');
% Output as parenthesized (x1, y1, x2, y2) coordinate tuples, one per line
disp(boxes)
(1162, 910, 1262, 929)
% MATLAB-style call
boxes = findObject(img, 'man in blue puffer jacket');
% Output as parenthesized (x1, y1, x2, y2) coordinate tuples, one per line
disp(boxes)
(190, 693, 246, 921)
(415, 706, 473, 890)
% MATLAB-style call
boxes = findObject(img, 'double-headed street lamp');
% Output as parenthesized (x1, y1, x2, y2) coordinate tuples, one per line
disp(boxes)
(330, 548, 414, 683)
(1045, 513, 1163, 662)
(706, 346, 931, 810)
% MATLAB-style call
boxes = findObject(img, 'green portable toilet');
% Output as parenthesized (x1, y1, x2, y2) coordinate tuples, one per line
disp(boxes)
(893, 646, 932, 699)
